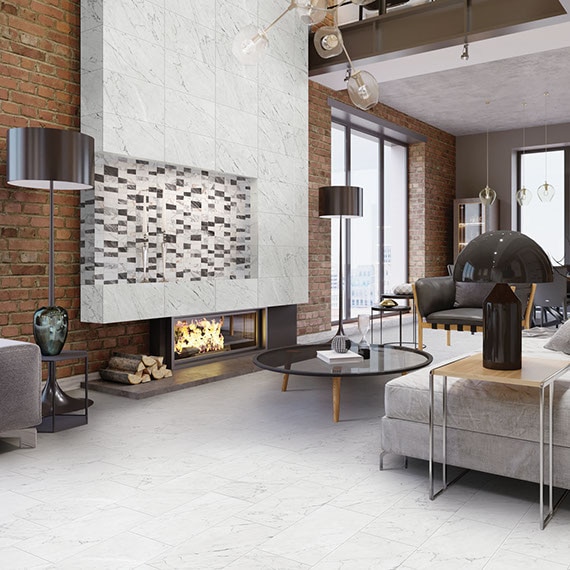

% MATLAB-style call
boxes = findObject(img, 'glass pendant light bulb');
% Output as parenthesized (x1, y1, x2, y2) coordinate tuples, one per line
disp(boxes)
(538, 182, 555, 202)
(314, 26, 344, 59)
(479, 185, 496, 206)
(232, 25, 268, 65)
(537, 91, 555, 203)
(479, 109, 496, 206)
(516, 187, 532, 206)
(516, 102, 532, 206)
(294, 0, 327, 25)
(347, 70, 379, 111)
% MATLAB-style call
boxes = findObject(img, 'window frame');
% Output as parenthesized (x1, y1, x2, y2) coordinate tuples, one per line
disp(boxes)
(331, 117, 409, 325)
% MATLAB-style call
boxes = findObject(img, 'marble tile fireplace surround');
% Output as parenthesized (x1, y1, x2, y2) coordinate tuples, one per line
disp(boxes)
(81, 0, 309, 337)
(79, 0, 309, 334)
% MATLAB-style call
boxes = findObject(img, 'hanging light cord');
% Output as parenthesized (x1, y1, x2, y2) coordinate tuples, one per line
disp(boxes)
(521, 102, 526, 188)
(544, 91, 549, 184)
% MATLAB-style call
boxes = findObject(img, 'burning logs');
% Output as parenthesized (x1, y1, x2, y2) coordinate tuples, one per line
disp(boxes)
(99, 352, 173, 385)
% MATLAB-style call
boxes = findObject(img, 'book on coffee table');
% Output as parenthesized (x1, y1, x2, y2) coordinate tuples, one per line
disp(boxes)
(316, 350, 363, 364)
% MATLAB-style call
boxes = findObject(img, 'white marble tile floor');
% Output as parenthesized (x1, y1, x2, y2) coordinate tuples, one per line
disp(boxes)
(1, 321, 569, 568)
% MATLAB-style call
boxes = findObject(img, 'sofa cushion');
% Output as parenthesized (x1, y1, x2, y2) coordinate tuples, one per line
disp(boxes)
(454, 282, 495, 308)
(545, 319, 570, 354)
(0, 339, 42, 432)
(384, 338, 570, 447)
(425, 307, 483, 326)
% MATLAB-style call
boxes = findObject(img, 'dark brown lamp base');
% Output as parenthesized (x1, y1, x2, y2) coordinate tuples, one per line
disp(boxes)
(41, 380, 93, 416)
(482, 283, 522, 370)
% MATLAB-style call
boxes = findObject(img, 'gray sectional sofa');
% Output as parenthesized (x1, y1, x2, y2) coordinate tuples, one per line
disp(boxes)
(0, 338, 42, 448)
(380, 334, 570, 489)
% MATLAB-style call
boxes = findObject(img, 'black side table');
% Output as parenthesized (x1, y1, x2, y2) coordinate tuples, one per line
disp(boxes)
(370, 305, 411, 346)
(39, 350, 92, 433)
(381, 292, 420, 348)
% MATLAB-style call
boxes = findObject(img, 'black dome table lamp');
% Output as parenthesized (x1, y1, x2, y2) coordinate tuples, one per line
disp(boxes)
(453, 230, 552, 370)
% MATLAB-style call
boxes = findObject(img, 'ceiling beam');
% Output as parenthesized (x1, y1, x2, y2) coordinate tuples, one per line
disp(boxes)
(309, 0, 569, 76)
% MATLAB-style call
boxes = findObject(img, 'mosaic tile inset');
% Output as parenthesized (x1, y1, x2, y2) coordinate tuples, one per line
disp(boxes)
(81, 153, 253, 285)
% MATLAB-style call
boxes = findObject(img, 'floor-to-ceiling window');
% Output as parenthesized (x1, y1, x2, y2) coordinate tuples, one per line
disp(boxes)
(518, 148, 567, 264)
(331, 120, 408, 324)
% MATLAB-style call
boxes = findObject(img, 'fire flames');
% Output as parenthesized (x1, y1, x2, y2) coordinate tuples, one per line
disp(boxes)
(174, 317, 225, 357)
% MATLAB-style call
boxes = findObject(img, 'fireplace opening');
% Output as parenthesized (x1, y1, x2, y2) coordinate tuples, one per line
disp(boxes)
(150, 306, 297, 372)
(174, 312, 258, 361)
(148, 310, 261, 370)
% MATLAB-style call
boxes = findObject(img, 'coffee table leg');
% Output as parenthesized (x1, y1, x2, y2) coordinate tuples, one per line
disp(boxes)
(282, 374, 289, 392)
(332, 376, 341, 422)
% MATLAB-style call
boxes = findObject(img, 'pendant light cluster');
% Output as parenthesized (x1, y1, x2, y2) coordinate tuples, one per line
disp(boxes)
(232, 0, 380, 111)
(482, 93, 556, 208)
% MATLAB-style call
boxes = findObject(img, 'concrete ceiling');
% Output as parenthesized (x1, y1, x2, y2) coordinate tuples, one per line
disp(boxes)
(310, 4, 570, 136)
(377, 45, 570, 136)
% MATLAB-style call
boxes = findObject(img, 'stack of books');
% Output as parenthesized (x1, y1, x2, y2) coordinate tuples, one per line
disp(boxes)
(316, 350, 363, 364)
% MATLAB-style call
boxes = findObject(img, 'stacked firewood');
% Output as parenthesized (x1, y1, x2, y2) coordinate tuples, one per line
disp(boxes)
(99, 352, 173, 385)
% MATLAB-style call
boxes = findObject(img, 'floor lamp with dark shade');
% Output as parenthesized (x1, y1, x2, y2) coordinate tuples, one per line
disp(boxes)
(319, 185, 364, 338)
(6, 127, 95, 414)
(453, 230, 553, 370)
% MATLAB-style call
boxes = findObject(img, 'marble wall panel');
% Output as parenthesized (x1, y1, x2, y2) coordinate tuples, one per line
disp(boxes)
(81, 0, 103, 32)
(215, 69, 258, 114)
(103, 27, 164, 87)
(165, 0, 215, 30)
(103, 114, 165, 161)
(104, 0, 164, 45)
(257, 246, 308, 279)
(216, 105, 258, 149)
(103, 283, 165, 323)
(80, 0, 309, 323)
(215, 140, 258, 179)
(166, 15, 215, 65)
(257, 180, 307, 217)
(103, 70, 164, 125)
(165, 128, 216, 172)
(164, 280, 216, 316)
(81, 69, 103, 117)
(165, 52, 216, 102)
(164, 90, 215, 138)
(258, 212, 308, 248)
(258, 275, 309, 307)
(215, 279, 259, 313)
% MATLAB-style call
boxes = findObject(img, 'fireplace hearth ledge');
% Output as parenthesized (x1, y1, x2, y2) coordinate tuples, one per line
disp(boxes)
(85, 351, 263, 399)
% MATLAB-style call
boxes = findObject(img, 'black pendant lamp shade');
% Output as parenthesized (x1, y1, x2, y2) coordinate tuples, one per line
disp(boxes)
(453, 231, 552, 370)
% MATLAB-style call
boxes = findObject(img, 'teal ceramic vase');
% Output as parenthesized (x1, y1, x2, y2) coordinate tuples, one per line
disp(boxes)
(33, 306, 68, 356)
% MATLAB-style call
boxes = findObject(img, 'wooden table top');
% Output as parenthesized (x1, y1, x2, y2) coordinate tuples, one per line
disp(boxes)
(431, 353, 570, 388)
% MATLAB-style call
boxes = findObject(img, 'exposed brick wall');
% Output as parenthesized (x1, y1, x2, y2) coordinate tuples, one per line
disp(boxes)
(298, 82, 456, 335)
(0, 0, 149, 378)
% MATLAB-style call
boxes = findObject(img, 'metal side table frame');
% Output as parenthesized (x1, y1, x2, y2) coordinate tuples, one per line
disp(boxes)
(429, 354, 570, 530)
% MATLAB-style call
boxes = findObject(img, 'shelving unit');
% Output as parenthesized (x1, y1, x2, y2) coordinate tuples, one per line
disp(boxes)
(453, 198, 499, 260)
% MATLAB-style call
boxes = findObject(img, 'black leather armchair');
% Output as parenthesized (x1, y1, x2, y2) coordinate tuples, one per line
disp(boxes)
(412, 276, 536, 348)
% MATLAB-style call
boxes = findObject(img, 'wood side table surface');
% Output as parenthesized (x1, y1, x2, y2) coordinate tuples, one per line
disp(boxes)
(432, 353, 570, 388)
